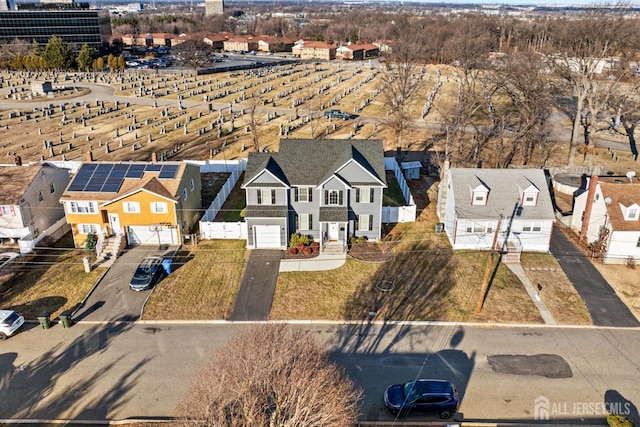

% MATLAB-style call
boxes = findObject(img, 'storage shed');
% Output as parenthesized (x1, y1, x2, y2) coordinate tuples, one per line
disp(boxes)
(401, 161, 422, 180)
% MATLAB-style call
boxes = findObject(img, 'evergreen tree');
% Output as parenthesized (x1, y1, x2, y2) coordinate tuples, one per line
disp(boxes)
(76, 43, 96, 71)
(43, 35, 73, 70)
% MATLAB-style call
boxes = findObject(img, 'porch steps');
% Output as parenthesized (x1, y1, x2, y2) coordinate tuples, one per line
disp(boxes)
(323, 242, 345, 255)
(501, 242, 521, 264)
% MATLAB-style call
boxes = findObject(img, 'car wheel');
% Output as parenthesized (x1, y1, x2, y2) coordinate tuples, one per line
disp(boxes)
(0, 332, 7, 340)
(439, 410, 452, 419)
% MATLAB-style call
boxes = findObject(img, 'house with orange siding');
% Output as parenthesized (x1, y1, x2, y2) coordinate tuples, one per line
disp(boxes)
(60, 161, 201, 249)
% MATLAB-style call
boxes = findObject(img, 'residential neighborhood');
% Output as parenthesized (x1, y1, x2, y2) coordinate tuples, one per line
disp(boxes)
(1, 2, 640, 425)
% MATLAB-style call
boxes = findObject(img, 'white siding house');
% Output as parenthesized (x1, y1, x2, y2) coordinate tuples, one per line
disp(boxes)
(438, 167, 555, 253)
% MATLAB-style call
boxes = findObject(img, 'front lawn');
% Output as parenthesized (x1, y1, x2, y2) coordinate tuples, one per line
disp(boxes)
(0, 233, 103, 319)
(143, 239, 246, 320)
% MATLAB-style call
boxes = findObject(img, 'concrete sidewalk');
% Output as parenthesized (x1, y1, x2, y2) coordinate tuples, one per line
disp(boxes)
(279, 251, 346, 272)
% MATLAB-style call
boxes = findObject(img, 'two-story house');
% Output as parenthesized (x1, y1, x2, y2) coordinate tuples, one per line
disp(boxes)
(242, 139, 387, 251)
(571, 175, 640, 264)
(60, 161, 201, 249)
(437, 166, 555, 254)
(0, 162, 70, 252)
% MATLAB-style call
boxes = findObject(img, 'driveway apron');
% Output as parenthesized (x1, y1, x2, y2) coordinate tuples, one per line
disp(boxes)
(230, 250, 282, 321)
(550, 227, 639, 327)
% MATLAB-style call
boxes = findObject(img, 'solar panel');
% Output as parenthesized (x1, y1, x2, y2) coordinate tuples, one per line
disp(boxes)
(112, 163, 129, 172)
(158, 165, 179, 179)
(93, 163, 114, 177)
(82, 163, 98, 172)
(68, 182, 86, 192)
(145, 164, 162, 172)
(101, 183, 121, 193)
(126, 164, 145, 178)
(84, 181, 103, 192)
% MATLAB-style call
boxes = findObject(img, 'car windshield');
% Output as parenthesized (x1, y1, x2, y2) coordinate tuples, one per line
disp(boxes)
(403, 381, 421, 403)
(133, 267, 151, 280)
(1, 312, 19, 325)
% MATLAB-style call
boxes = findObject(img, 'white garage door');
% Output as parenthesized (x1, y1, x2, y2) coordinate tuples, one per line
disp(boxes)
(254, 225, 282, 248)
(128, 226, 178, 245)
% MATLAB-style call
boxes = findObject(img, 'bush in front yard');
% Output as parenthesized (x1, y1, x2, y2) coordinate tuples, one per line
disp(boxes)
(289, 233, 310, 248)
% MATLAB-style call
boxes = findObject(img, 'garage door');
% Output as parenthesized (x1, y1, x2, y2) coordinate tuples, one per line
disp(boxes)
(127, 225, 178, 245)
(254, 225, 282, 248)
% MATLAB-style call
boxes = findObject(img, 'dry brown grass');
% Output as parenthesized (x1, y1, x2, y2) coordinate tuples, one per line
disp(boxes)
(272, 216, 544, 323)
(142, 239, 246, 320)
(0, 234, 103, 319)
(520, 253, 592, 325)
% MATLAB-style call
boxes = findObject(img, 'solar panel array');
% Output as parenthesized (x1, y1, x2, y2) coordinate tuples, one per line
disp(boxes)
(68, 163, 180, 193)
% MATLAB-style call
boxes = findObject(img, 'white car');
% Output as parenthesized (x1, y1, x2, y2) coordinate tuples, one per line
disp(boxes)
(0, 310, 24, 339)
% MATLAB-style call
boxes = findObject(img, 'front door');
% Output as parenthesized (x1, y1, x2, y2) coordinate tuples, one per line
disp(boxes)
(328, 222, 340, 241)
(108, 213, 121, 235)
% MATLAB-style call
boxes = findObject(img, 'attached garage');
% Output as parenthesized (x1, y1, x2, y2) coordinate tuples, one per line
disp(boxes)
(127, 225, 179, 246)
(253, 225, 282, 249)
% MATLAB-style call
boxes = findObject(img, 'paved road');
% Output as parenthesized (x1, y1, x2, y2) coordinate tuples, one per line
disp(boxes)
(550, 227, 640, 328)
(1, 322, 638, 424)
(73, 246, 178, 322)
(229, 250, 281, 321)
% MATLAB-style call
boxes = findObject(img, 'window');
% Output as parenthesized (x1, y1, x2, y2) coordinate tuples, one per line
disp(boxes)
(465, 222, 495, 234)
(190, 179, 195, 191)
(356, 188, 374, 203)
(151, 202, 168, 213)
(325, 190, 343, 206)
(358, 214, 373, 231)
(296, 213, 313, 231)
(123, 201, 141, 213)
(0, 206, 16, 217)
(522, 191, 538, 207)
(182, 188, 188, 201)
(257, 189, 276, 205)
(79, 224, 98, 234)
(472, 190, 488, 205)
(37, 191, 43, 202)
(49, 183, 55, 194)
(522, 222, 542, 232)
(69, 201, 95, 214)
(295, 187, 312, 203)
(627, 207, 639, 221)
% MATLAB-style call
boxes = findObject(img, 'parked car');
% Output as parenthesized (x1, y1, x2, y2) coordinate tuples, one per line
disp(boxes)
(384, 379, 459, 419)
(129, 256, 165, 291)
(0, 310, 25, 339)
(323, 109, 351, 120)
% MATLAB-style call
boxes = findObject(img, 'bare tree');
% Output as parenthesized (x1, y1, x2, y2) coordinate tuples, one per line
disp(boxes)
(546, 11, 636, 165)
(171, 38, 215, 78)
(176, 324, 362, 427)
(379, 29, 426, 153)
(247, 92, 263, 152)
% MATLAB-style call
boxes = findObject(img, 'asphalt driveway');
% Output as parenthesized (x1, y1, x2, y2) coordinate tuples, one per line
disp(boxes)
(550, 227, 639, 327)
(73, 246, 178, 322)
(230, 250, 282, 321)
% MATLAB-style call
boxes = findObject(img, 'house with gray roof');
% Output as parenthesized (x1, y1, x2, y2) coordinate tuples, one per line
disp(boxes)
(437, 166, 555, 254)
(242, 139, 387, 251)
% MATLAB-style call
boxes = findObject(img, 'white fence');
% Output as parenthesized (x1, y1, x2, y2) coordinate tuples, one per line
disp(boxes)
(382, 204, 417, 223)
(199, 159, 247, 223)
(384, 157, 415, 206)
(200, 221, 248, 240)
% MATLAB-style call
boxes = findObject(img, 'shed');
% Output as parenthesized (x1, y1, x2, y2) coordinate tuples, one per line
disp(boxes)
(401, 161, 422, 180)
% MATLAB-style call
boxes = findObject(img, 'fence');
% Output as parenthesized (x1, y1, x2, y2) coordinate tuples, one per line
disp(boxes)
(384, 157, 414, 206)
(198, 160, 247, 237)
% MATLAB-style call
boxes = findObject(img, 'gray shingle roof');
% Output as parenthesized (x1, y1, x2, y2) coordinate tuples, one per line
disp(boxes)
(319, 206, 349, 222)
(450, 168, 555, 220)
(245, 205, 288, 218)
(243, 139, 386, 187)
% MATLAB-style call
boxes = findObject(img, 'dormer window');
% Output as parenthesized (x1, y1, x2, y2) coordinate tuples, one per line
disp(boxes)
(472, 190, 488, 206)
(626, 206, 639, 221)
(518, 180, 540, 207)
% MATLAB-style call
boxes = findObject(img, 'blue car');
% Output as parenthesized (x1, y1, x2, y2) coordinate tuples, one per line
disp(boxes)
(384, 379, 459, 419)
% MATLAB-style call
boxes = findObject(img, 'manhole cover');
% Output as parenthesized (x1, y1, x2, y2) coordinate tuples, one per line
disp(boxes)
(376, 280, 395, 292)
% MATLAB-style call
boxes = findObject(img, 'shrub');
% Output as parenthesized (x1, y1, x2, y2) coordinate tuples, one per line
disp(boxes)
(288, 247, 298, 255)
(310, 241, 319, 253)
(303, 247, 312, 255)
(625, 256, 636, 269)
(289, 233, 310, 247)
(607, 414, 634, 427)
(84, 233, 97, 251)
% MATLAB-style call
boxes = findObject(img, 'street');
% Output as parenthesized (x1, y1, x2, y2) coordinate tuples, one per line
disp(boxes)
(1, 321, 638, 424)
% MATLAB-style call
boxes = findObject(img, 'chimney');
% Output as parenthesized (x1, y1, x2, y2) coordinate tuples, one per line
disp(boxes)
(14, 155, 21, 166)
(85, 150, 93, 162)
(580, 175, 598, 243)
(151, 152, 158, 163)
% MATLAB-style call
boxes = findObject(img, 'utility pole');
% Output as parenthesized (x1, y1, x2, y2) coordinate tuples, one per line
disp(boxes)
(476, 215, 503, 314)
